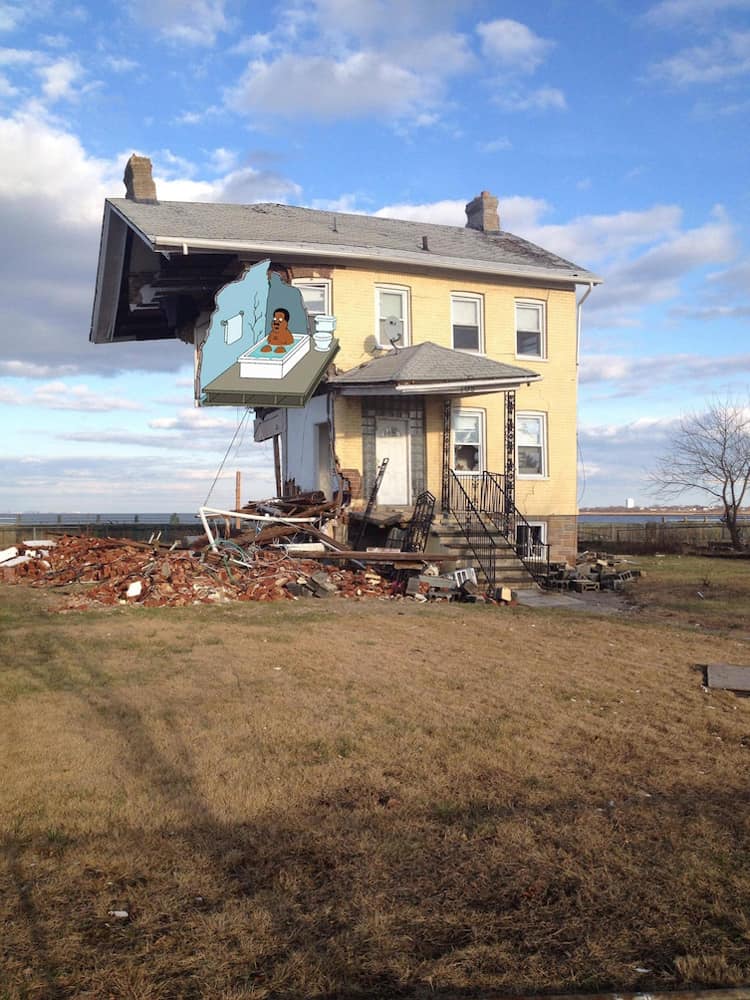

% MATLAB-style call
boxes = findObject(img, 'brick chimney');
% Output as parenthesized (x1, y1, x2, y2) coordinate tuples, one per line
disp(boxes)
(465, 190, 500, 233)
(123, 154, 157, 202)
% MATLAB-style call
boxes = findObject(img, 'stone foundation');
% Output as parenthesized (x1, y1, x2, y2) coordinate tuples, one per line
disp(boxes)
(546, 514, 578, 566)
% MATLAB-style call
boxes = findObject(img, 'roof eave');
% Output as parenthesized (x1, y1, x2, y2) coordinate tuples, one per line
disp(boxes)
(142, 232, 601, 285)
(332, 373, 543, 396)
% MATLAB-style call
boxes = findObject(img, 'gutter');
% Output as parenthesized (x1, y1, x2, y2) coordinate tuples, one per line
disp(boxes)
(140, 231, 603, 287)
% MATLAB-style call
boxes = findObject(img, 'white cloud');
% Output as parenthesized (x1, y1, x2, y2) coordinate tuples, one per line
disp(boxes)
(0, 47, 41, 66)
(104, 55, 139, 73)
(230, 32, 274, 57)
(158, 163, 301, 204)
(374, 199, 465, 226)
(0, 71, 16, 95)
(644, 0, 750, 26)
(128, 0, 229, 47)
(0, 381, 143, 411)
(477, 136, 512, 152)
(651, 30, 750, 85)
(493, 86, 567, 112)
(227, 52, 448, 121)
(581, 352, 750, 391)
(208, 146, 238, 173)
(38, 55, 85, 102)
(477, 19, 554, 71)
(0, 111, 301, 378)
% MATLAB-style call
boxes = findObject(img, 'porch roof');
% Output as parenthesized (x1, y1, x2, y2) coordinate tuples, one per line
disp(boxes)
(328, 341, 542, 397)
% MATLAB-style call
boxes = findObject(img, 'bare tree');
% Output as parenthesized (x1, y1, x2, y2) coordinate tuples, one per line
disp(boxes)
(651, 397, 750, 550)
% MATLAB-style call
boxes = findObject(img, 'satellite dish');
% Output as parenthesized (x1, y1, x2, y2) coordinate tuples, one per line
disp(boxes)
(384, 315, 403, 346)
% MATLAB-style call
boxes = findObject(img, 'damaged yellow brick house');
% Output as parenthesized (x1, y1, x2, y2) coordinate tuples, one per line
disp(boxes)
(91, 156, 601, 580)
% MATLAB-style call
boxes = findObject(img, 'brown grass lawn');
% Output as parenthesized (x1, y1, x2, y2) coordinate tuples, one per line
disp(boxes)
(1, 557, 750, 999)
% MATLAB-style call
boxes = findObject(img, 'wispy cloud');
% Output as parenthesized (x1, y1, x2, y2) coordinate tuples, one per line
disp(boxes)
(644, 0, 750, 27)
(128, 0, 229, 47)
(493, 87, 567, 112)
(581, 352, 750, 392)
(651, 30, 750, 85)
(0, 381, 143, 411)
(477, 19, 554, 71)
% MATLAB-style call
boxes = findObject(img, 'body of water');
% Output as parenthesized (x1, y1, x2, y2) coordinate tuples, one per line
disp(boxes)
(0, 512, 203, 526)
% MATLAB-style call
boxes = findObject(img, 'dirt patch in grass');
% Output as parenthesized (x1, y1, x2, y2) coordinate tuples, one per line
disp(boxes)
(2, 572, 750, 998)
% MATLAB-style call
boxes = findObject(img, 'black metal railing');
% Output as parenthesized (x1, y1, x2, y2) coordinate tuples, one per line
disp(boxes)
(448, 471, 551, 587)
(448, 473, 498, 590)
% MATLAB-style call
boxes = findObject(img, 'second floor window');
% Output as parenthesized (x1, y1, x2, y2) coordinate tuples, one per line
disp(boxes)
(376, 285, 409, 347)
(293, 279, 331, 317)
(516, 300, 546, 358)
(451, 293, 483, 352)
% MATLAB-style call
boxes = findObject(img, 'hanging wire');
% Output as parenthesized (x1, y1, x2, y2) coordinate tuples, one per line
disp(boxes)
(577, 435, 587, 506)
(203, 407, 252, 506)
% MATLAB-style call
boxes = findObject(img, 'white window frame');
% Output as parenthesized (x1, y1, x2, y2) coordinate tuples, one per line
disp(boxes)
(292, 278, 332, 317)
(515, 299, 547, 360)
(375, 284, 410, 347)
(451, 408, 485, 475)
(516, 411, 548, 479)
(451, 292, 484, 353)
(515, 521, 547, 559)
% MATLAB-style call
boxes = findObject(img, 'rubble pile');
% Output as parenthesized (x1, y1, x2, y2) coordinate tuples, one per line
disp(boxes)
(546, 551, 642, 592)
(0, 535, 394, 610)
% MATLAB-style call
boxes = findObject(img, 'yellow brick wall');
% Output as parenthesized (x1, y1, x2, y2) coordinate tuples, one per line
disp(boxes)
(327, 264, 578, 518)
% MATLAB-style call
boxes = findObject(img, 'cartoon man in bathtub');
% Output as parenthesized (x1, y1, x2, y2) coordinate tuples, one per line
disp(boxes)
(261, 307, 296, 353)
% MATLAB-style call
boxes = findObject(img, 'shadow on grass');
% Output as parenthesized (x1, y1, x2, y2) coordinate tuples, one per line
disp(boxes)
(2, 627, 750, 998)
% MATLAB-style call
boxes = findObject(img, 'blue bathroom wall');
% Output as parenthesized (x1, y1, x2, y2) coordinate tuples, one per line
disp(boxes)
(199, 260, 312, 394)
(200, 258, 271, 389)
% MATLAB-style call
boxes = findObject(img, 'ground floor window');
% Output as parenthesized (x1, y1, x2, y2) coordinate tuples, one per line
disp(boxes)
(452, 409, 484, 472)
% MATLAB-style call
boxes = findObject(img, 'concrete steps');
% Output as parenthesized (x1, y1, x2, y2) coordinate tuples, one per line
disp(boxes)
(426, 517, 539, 590)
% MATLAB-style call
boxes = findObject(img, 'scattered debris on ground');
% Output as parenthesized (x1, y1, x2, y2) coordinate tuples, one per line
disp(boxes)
(0, 530, 495, 612)
(545, 551, 642, 592)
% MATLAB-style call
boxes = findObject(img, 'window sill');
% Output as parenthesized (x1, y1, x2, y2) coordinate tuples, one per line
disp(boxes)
(515, 354, 547, 362)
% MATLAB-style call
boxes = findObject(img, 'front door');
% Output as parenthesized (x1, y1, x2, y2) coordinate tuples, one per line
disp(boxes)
(375, 417, 410, 505)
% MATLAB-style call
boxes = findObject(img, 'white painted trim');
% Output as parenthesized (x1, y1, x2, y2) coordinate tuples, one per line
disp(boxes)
(451, 407, 486, 474)
(515, 298, 547, 361)
(291, 277, 332, 315)
(516, 410, 548, 479)
(451, 291, 485, 354)
(374, 283, 411, 347)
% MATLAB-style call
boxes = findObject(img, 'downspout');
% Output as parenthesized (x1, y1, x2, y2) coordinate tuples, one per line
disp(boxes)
(576, 281, 594, 366)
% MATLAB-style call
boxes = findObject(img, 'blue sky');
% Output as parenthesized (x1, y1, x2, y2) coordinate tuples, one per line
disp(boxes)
(0, 0, 749, 512)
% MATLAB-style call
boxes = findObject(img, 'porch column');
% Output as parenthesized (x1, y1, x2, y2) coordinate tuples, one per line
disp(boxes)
(441, 398, 452, 514)
(504, 390, 515, 518)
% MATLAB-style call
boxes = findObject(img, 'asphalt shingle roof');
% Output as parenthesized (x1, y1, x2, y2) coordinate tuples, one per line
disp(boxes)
(330, 342, 540, 386)
(108, 198, 599, 283)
